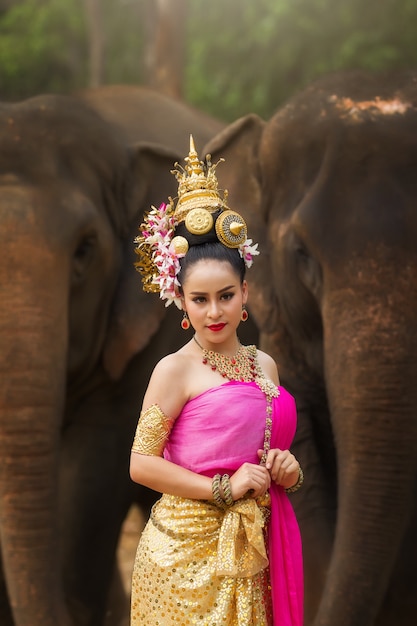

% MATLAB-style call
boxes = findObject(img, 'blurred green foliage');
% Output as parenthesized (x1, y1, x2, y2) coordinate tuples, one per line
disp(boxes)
(0, 0, 147, 98)
(1, 0, 417, 120)
(0, 0, 86, 97)
(187, 0, 417, 120)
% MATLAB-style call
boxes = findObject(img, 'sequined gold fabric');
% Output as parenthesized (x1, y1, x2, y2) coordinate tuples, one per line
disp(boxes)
(131, 495, 273, 625)
(131, 404, 174, 457)
(215, 498, 268, 577)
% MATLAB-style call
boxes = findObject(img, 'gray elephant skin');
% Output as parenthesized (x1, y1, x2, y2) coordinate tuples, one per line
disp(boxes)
(0, 86, 226, 626)
(203, 71, 417, 626)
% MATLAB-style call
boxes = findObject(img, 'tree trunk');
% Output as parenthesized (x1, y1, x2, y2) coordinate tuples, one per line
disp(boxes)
(143, 0, 187, 99)
(84, 0, 105, 87)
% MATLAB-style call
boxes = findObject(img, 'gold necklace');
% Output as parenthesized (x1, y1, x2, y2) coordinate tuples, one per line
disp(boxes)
(193, 335, 260, 382)
(193, 335, 279, 465)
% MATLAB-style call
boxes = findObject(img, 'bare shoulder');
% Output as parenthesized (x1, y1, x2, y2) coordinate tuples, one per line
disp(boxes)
(151, 351, 188, 379)
(255, 348, 280, 386)
(142, 351, 191, 418)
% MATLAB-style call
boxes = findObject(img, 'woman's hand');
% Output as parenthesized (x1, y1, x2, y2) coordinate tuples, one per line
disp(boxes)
(258, 448, 300, 490)
(229, 462, 271, 500)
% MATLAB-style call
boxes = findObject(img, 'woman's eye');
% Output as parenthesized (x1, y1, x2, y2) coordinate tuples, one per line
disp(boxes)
(221, 292, 234, 300)
(193, 297, 205, 303)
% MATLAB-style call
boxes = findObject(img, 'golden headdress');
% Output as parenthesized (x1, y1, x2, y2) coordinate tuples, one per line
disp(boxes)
(134, 136, 259, 308)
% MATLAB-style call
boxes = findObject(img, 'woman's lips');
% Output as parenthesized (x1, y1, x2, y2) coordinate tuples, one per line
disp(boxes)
(207, 323, 226, 332)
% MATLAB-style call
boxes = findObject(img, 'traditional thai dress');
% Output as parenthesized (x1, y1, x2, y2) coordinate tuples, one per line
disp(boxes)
(131, 378, 303, 626)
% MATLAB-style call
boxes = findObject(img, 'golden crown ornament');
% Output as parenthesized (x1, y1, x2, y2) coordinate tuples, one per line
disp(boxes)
(134, 136, 259, 308)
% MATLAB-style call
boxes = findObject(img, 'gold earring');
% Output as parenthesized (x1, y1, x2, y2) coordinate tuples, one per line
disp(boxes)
(181, 312, 191, 330)
(241, 307, 248, 322)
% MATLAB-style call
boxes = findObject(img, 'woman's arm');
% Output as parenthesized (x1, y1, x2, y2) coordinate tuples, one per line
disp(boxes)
(130, 453, 213, 499)
(130, 452, 271, 501)
(130, 352, 215, 499)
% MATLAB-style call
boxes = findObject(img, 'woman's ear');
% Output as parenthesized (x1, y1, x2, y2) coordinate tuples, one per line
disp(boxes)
(242, 280, 249, 305)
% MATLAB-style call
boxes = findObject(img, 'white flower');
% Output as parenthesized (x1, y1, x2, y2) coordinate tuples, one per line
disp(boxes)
(239, 238, 260, 269)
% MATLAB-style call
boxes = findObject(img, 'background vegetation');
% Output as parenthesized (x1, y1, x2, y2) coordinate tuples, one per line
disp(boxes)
(1, 0, 417, 121)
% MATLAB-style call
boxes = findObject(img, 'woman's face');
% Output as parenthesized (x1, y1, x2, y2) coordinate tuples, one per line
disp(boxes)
(181, 259, 248, 348)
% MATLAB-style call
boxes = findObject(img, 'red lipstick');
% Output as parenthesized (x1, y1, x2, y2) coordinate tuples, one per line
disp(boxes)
(208, 323, 226, 332)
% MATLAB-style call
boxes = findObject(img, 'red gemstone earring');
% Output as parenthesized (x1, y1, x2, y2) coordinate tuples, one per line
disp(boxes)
(241, 307, 249, 322)
(181, 312, 191, 330)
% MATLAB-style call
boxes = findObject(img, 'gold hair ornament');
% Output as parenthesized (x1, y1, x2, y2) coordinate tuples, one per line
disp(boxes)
(134, 136, 259, 308)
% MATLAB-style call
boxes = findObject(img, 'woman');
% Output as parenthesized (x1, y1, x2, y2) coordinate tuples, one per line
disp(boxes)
(130, 137, 303, 625)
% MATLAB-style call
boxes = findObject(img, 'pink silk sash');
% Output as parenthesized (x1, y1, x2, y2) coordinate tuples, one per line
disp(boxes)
(164, 380, 303, 626)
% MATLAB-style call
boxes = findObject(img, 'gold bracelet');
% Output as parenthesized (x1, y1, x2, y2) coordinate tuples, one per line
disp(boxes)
(221, 474, 234, 506)
(212, 474, 227, 509)
(285, 467, 304, 494)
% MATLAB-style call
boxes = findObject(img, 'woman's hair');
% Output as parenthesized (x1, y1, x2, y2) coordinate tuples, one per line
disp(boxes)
(175, 209, 246, 289)
(178, 242, 246, 290)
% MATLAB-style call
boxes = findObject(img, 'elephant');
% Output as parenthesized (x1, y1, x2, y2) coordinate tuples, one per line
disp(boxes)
(202, 70, 417, 626)
(0, 86, 228, 626)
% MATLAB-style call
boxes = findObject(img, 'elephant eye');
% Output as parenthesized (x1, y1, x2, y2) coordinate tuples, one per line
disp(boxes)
(293, 238, 322, 300)
(72, 234, 97, 282)
(295, 241, 310, 260)
(292, 235, 311, 265)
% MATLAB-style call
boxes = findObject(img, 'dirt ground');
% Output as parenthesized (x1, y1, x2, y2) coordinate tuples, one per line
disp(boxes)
(104, 505, 145, 626)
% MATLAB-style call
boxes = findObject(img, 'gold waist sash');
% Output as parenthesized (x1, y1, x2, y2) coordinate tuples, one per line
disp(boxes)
(215, 497, 269, 577)
(150, 494, 269, 578)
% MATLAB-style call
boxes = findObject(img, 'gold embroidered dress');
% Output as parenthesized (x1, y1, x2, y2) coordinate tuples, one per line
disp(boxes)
(131, 380, 303, 626)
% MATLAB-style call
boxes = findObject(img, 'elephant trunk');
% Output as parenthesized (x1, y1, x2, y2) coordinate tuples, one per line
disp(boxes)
(0, 253, 71, 625)
(316, 286, 417, 625)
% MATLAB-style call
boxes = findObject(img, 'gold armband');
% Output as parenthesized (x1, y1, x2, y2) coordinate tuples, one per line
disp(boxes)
(131, 404, 174, 456)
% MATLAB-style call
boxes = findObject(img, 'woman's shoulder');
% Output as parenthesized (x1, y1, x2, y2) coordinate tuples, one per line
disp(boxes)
(251, 346, 280, 386)
(143, 349, 194, 418)
(151, 349, 189, 378)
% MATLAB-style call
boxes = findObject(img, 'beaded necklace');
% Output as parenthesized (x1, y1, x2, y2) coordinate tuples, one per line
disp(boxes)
(193, 335, 279, 465)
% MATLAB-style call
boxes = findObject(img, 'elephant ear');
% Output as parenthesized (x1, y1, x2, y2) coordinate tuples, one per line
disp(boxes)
(103, 142, 181, 381)
(203, 115, 278, 333)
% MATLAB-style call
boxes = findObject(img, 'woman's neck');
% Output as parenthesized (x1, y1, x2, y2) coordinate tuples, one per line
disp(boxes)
(192, 334, 241, 357)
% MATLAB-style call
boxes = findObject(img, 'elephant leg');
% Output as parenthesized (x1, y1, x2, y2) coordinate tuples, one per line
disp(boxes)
(289, 401, 337, 625)
(375, 497, 417, 625)
(59, 385, 137, 625)
(104, 561, 129, 626)
(0, 561, 14, 626)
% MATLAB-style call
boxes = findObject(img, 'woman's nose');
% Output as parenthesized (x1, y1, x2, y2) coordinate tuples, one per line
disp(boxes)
(208, 301, 221, 318)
